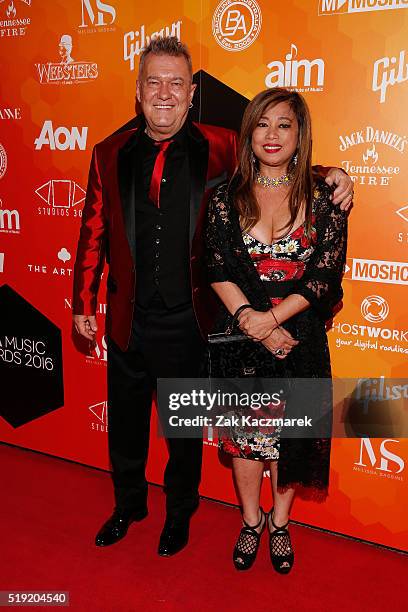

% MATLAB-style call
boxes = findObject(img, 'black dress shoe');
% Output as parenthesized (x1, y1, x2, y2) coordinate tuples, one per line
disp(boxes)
(158, 519, 189, 557)
(95, 508, 148, 547)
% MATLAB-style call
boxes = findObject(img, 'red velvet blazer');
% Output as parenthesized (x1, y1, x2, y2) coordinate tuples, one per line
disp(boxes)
(73, 119, 238, 350)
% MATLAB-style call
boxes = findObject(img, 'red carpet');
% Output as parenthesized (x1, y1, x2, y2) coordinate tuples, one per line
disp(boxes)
(0, 443, 406, 612)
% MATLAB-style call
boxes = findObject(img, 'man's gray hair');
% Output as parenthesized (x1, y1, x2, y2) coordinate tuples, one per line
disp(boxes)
(138, 36, 193, 80)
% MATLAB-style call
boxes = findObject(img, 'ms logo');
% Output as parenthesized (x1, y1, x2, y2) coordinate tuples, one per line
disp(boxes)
(79, 0, 116, 28)
(212, 0, 262, 52)
(355, 438, 405, 474)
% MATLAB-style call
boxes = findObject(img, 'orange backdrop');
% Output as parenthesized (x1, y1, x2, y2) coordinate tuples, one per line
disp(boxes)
(0, 0, 407, 551)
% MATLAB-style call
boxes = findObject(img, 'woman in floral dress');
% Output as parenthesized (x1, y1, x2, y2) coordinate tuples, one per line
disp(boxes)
(205, 88, 348, 573)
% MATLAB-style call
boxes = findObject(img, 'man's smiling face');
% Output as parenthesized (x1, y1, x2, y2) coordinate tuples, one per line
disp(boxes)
(136, 53, 196, 141)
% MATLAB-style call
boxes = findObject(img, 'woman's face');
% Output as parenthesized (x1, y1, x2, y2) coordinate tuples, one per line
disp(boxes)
(251, 101, 299, 175)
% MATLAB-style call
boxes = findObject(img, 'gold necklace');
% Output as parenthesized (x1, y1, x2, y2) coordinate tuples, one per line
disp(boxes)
(255, 171, 293, 189)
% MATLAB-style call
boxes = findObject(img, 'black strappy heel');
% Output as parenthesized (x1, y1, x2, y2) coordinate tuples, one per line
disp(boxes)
(233, 507, 266, 571)
(268, 508, 294, 574)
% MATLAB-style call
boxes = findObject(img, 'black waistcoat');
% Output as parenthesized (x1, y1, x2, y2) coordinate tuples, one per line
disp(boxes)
(134, 127, 191, 308)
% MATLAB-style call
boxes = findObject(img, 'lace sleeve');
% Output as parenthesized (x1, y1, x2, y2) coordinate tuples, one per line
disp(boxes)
(205, 183, 233, 283)
(293, 184, 348, 319)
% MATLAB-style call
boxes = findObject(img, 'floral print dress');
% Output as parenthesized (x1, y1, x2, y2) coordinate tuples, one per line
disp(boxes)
(206, 179, 347, 494)
(220, 215, 317, 461)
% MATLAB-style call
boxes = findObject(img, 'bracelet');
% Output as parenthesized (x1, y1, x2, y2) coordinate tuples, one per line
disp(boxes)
(269, 310, 281, 330)
(233, 304, 253, 321)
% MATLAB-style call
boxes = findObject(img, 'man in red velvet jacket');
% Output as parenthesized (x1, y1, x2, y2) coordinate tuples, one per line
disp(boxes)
(73, 37, 353, 557)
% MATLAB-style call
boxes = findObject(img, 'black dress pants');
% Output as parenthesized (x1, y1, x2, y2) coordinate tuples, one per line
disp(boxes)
(107, 294, 205, 521)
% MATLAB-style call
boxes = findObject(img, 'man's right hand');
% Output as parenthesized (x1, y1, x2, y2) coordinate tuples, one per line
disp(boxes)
(74, 314, 98, 340)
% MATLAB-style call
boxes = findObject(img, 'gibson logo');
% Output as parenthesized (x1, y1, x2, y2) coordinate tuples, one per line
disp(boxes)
(372, 49, 408, 103)
(124, 20, 182, 71)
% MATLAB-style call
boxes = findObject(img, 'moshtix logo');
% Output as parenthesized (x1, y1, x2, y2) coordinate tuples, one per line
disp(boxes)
(319, 0, 408, 16)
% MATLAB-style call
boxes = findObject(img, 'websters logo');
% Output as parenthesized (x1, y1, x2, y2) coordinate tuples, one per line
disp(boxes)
(35, 34, 98, 84)
(338, 125, 407, 186)
(212, 0, 262, 52)
(319, 0, 408, 16)
(265, 44, 324, 92)
(354, 438, 404, 480)
(35, 121, 88, 150)
(124, 20, 182, 72)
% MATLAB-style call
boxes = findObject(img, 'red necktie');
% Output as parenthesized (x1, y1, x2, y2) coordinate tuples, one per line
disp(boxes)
(148, 140, 173, 208)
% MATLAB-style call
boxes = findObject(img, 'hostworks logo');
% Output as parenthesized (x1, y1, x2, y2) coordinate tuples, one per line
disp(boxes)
(360, 295, 389, 323)
(35, 34, 98, 84)
(331, 293, 408, 354)
(319, 0, 408, 15)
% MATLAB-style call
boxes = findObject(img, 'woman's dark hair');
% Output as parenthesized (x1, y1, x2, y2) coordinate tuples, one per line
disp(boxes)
(234, 88, 313, 235)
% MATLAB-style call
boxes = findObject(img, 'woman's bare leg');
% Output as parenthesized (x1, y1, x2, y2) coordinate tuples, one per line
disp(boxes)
(269, 460, 295, 525)
(233, 457, 265, 527)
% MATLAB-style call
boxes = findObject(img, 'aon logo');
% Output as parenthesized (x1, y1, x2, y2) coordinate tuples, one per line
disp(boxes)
(35, 121, 88, 150)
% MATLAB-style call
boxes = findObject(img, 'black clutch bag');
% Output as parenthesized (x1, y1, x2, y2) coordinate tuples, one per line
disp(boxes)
(207, 309, 252, 345)
(206, 304, 295, 379)
(207, 307, 280, 378)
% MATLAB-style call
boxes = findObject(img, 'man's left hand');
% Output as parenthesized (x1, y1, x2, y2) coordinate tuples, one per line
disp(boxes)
(325, 168, 354, 211)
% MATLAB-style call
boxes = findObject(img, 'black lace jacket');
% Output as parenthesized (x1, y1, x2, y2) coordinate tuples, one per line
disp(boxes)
(205, 179, 348, 324)
(204, 179, 348, 496)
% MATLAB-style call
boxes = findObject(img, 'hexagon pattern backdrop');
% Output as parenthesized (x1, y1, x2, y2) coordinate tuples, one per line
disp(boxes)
(0, 0, 407, 551)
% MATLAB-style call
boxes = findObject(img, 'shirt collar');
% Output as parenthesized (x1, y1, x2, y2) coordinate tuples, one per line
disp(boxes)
(140, 116, 189, 151)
